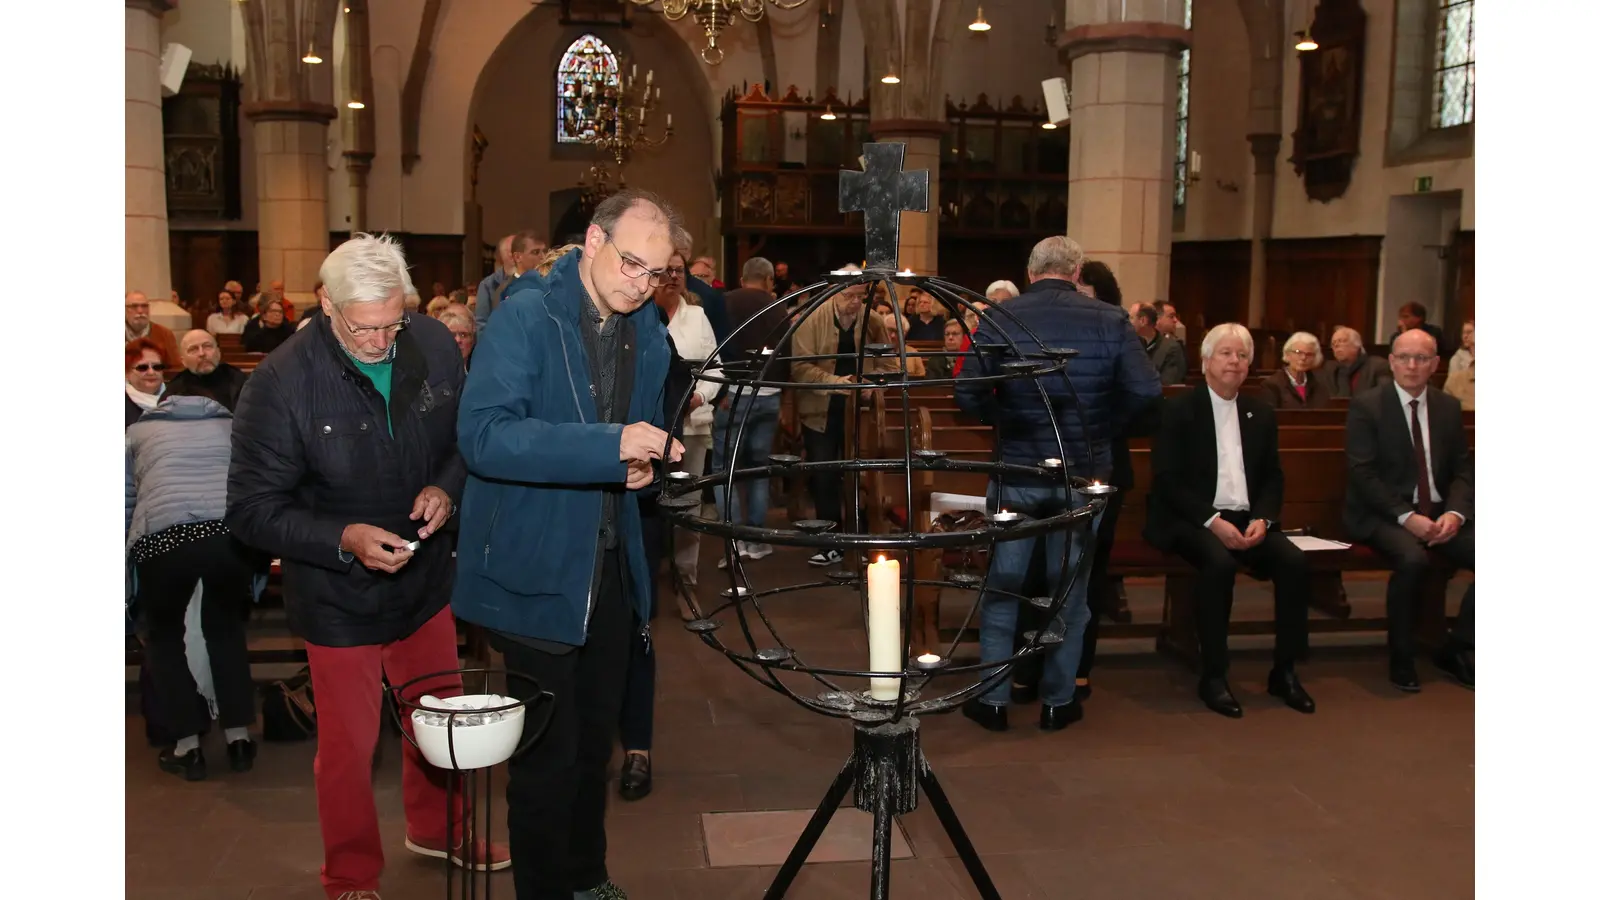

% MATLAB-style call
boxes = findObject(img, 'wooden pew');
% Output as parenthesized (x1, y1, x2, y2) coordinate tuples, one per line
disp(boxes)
(873, 389, 1473, 664)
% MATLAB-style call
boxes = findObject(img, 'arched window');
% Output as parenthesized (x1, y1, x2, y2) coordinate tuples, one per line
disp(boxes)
(556, 34, 620, 144)
(1431, 0, 1474, 128)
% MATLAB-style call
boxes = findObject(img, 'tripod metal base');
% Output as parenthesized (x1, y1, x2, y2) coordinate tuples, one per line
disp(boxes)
(442, 765, 498, 900)
(765, 717, 1001, 900)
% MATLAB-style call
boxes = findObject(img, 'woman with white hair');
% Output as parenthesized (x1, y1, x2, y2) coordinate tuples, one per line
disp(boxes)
(984, 279, 1019, 302)
(1261, 331, 1333, 409)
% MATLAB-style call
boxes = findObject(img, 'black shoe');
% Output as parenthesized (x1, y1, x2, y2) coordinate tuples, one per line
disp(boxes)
(1198, 677, 1243, 718)
(1009, 682, 1038, 704)
(158, 747, 207, 782)
(1433, 645, 1474, 690)
(1267, 667, 1316, 714)
(1074, 680, 1093, 702)
(618, 752, 652, 801)
(227, 738, 257, 773)
(961, 698, 1008, 732)
(1389, 657, 1422, 693)
(1038, 700, 1083, 732)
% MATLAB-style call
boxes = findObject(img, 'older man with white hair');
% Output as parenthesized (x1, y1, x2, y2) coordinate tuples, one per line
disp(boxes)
(1322, 325, 1393, 398)
(226, 234, 503, 899)
(984, 279, 1019, 302)
(1144, 324, 1316, 717)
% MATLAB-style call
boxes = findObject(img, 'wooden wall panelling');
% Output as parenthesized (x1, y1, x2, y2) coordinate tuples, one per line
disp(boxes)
(397, 234, 466, 296)
(1170, 240, 1251, 331)
(1453, 229, 1474, 327)
(169, 230, 259, 325)
(1263, 236, 1383, 343)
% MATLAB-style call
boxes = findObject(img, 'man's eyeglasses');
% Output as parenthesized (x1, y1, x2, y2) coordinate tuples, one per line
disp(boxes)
(1286, 349, 1317, 358)
(133, 362, 166, 372)
(1392, 353, 1437, 367)
(607, 238, 672, 287)
(339, 310, 410, 338)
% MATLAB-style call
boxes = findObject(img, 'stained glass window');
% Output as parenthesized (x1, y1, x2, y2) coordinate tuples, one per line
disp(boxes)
(1174, 0, 1193, 207)
(556, 34, 619, 144)
(1431, 0, 1474, 128)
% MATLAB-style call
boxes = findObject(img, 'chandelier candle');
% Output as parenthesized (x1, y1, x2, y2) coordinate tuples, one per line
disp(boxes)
(866, 555, 902, 700)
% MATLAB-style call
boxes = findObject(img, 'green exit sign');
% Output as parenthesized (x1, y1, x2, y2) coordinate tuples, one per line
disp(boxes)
(1415, 176, 1433, 193)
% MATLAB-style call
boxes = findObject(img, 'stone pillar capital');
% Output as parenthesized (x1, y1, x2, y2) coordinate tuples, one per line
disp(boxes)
(1247, 133, 1283, 175)
(126, 0, 175, 16)
(243, 101, 340, 124)
(1056, 22, 1191, 64)
(867, 119, 949, 141)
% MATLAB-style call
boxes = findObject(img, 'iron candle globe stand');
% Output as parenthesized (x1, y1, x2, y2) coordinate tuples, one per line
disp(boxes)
(655, 142, 1116, 899)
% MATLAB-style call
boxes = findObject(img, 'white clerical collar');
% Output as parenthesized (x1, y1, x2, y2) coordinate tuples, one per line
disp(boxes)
(1207, 386, 1239, 408)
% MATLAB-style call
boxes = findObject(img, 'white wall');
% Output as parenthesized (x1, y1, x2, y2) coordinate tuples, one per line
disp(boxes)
(1172, 0, 1252, 241)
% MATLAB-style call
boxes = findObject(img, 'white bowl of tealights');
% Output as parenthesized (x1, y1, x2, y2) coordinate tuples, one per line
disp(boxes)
(410, 694, 526, 770)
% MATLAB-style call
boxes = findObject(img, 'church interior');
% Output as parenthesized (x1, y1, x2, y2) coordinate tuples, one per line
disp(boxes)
(117, 1, 1490, 898)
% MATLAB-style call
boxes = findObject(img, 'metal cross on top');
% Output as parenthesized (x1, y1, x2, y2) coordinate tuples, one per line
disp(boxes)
(839, 142, 930, 271)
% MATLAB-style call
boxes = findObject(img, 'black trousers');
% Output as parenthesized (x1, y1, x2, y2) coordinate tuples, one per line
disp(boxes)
(801, 397, 847, 526)
(135, 532, 257, 737)
(1168, 513, 1310, 678)
(496, 551, 633, 899)
(619, 509, 662, 752)
(1363, 518, 1475, 658)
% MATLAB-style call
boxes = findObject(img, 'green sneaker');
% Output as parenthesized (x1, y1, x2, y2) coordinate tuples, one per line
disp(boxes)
(574, 882, 628, 900)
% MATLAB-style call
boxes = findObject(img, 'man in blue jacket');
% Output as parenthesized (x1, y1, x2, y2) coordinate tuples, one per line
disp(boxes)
(954, 235, 1162, 733)
(453, 189, 684, 900)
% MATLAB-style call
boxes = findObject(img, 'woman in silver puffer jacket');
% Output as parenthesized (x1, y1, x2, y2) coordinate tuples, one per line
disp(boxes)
(127, 394, 258, 781)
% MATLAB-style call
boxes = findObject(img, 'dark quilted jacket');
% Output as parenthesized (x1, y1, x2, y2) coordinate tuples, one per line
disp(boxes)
(954, 278, 1162, 482)
(225, 312, 467, 647)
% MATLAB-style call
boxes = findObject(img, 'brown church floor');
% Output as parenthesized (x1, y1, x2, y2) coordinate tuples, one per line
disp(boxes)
(126, 545, 1474, 900)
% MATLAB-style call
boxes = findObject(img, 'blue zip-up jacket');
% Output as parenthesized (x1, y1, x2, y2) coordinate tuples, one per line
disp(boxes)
(954, 278, 1162, 482)
(451, 249, 671, 643)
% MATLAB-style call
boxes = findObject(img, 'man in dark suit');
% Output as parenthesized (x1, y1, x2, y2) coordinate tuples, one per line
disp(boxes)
(1131, 303, 1186, 385)
(1144, 323, 1316, 718)
(1321, 326, 1392, 399)
(1344, 328, 1474, 691)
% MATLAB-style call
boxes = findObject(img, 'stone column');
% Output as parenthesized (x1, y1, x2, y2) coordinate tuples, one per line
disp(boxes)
(1059, 7, 1191, 307)
(126, 0, 184, 330)
(241, 0, 340, 306)
(1245, 133, 1281, 327)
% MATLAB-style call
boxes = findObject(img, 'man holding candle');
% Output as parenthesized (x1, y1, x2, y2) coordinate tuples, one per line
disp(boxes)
(452, 189, 686, 900)
(954, 235, 1162, 732)
(1143, 324, 1317, 718)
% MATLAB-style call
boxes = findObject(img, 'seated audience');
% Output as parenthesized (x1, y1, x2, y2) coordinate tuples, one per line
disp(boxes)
(438, 303, 477, 372)
(1344, 328, 1474, 691)
(1322, 326, 1392, 398)
(126, 337, 169, 429)
(883, 312, 927, 377)
(921, 318, 965, 381)
(1449, 320, 1474, 373)
(1443, 360, 1474, 410)
(1144, 324, 1315, 718)
(126, 291, 181, 367)
(904, 288, 946, 342)
(1154, 300, 1186, 346)
(242, 297, 296, 354)
(1389, 301, 1446, 356)
(127, 394, 258, 780)
(1132, 302, 1186, 385)
(168, 330, 249, 412)
(207, 290, 249, 335)
(984, 279, 1019, 302)
(1261, 331, 1333, 408)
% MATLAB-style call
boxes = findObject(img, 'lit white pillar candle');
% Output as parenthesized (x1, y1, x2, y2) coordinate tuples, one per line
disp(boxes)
(866, 554, 902, 700)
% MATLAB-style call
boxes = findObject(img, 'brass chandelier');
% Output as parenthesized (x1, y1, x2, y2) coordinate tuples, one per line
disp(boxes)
(629, 0, 811, 65)
(573, 59, 674, 206)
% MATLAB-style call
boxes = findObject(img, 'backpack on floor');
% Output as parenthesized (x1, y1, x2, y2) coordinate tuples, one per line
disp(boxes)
(260, 666, 316, 742)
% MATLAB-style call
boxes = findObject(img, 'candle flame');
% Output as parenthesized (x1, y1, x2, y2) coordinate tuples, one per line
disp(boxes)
(877, 553, 886, 564)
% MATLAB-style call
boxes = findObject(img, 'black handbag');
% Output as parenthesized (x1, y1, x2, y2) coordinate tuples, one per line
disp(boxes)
(260, 666, 317, 741)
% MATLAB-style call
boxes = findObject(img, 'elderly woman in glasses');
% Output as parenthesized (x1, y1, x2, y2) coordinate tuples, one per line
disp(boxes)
(1261, 331, 1333, 409)
(437, 303, 477, 371)
(126, 337, 170, 428)
(242, 297, 296, 354)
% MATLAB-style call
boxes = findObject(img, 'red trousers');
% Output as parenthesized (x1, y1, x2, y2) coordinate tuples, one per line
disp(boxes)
(305, 605, 465, 898)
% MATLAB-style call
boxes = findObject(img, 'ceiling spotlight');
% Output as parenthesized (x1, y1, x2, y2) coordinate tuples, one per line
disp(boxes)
(1294, 30, 1318, 51)
(302, 42, 322, 64)
(969, 6, 991, 32)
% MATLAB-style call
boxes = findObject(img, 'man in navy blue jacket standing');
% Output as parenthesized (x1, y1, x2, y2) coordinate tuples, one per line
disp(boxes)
(453, 190, 684, 900)
(954, 235, 1161, 733)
